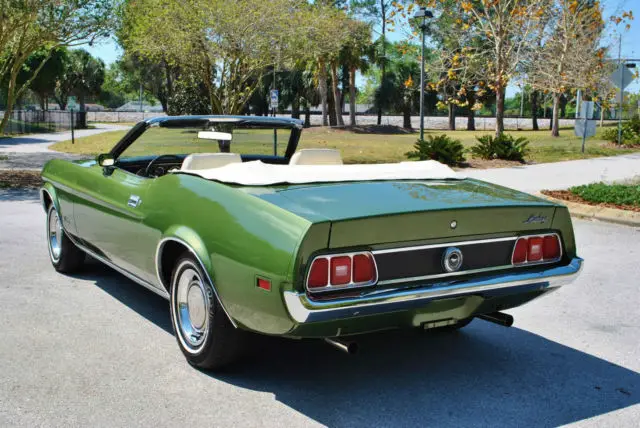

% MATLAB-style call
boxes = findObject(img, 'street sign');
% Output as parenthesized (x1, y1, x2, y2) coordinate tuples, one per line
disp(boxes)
(269, 89, 279, 109)
(610, 64, 634, 90)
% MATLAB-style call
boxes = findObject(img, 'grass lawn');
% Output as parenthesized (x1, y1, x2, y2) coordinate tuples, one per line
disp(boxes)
(49, 124, 639, 165)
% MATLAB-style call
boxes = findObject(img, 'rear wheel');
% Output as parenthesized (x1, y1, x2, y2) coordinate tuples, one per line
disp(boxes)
(46, 204, 85, 273)
(169, 253, 243, 370)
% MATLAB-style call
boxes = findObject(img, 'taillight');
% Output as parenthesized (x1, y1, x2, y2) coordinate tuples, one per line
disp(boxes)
(306, 252, 377, 293)
(307, 257, 328, 288)
(330, 256, 351, 285)
(512, 234, 562, 265)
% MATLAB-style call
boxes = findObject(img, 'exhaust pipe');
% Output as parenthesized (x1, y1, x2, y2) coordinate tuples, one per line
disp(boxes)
(324, 337, 359, 355)
(478, 311, 514, 327)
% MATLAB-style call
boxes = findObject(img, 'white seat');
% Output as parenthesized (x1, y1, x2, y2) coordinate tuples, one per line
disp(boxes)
(289, 149, 343, 166)
(181, 153, 242, 170)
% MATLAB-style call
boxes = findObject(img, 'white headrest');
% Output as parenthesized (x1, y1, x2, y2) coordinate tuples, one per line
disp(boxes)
(289, 149, 343, 165)
(181, 153, 242, 171)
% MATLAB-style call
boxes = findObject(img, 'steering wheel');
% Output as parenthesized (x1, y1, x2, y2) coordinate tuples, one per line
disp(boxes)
(144, 154, 183, 177)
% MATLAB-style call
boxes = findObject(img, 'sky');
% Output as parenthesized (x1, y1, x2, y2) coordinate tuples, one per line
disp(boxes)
(82, 0, 640, 97)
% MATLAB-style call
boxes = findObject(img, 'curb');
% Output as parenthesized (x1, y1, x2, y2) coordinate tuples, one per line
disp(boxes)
(537, 192, 640, 227)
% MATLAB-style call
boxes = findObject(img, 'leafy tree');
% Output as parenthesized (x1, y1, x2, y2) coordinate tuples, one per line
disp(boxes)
(0, 0, 113, 133)
(53, 49, 105, 111)
(19, 48, 67, 110)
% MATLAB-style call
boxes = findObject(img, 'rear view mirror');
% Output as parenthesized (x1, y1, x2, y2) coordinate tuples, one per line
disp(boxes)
(97, 153, 115, 167)
(198, 131, 233, 141)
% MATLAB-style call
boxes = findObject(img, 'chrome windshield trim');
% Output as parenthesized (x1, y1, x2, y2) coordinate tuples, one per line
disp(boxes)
(372, 236, 518, 255)
(284, 257, 583, 324)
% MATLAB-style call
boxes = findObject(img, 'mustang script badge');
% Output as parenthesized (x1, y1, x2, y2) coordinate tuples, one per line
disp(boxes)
(523, 214, 547, 224)
(442, 247, 463, 272)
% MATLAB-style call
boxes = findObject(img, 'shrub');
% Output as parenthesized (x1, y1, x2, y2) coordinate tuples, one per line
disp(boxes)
(469, 134, 530, 162)
(570, 182, 640, 207)
(601, 118, 640, 146)
(405, 134, 466, 166)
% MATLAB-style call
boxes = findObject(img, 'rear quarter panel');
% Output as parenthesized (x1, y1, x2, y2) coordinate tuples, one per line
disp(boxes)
(147, 174, 313, 334)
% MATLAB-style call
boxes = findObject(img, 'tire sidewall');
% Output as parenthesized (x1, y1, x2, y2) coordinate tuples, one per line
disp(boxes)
(46, 204, 62, 268)
(170, 256, 217, 363)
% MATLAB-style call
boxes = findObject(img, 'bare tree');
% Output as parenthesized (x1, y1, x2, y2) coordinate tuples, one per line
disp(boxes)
(528, 0, 607, 136)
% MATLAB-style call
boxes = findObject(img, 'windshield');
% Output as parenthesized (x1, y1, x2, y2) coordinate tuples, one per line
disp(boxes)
(119, 124, 293, 159)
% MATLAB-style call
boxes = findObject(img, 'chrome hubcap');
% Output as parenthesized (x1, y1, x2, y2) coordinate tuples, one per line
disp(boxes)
(48, 208, 62, 262)
(175, 266, 209, 351)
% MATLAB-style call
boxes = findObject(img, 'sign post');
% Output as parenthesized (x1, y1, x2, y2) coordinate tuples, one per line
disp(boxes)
(269, 89, 279, 155)
(574, 101, 595, 153)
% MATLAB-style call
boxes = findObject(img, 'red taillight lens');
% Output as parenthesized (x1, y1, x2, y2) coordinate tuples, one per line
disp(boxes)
(512, 238, 528, 264)
(512, 234, 562, 265)
(307, 258, 329, 288)
(330, 256, 352, 285)
(353, 253, 375, 283)
(528, 237, 544, 262)
(543, 235, 561, 259)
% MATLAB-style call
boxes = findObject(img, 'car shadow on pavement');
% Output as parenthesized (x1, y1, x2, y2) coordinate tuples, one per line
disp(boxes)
(81, 263, 639, 427)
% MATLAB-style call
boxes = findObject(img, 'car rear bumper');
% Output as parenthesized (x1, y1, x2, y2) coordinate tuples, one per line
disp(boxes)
(284, 257, 583, 324)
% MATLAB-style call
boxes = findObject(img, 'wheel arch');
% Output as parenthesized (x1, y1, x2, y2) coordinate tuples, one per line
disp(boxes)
(155, 228, 238, 328)
(40, 184, 58, 213)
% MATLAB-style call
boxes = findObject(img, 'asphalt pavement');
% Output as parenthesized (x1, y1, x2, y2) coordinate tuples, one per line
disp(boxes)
(0, 191, 638, 427)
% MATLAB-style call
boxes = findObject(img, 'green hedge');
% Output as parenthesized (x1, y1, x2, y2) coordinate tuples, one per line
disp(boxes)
(570, 182, 640, 207)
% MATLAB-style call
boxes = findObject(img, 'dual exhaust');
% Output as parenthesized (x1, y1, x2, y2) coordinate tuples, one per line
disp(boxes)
(322, 311, 513, 355)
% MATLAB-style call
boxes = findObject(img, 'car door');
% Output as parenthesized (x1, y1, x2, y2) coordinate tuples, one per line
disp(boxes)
(72, 162, 161, 287)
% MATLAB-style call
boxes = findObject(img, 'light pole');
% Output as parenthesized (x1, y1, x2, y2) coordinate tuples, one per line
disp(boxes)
(414, 7, 433, 141)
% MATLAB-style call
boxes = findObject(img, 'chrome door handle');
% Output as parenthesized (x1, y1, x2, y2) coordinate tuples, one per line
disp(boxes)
(128, 195, 141, 208)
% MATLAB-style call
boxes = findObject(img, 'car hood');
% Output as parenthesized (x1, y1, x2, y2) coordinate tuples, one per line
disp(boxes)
(240, 178, 556, 223)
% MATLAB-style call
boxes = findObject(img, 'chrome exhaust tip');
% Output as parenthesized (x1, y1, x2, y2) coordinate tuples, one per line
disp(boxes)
(324, 337, 359, 355)
(478, 311, 514, 327)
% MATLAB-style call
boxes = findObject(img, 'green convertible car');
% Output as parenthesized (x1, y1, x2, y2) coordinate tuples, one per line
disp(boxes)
(41, 115, 583, 369)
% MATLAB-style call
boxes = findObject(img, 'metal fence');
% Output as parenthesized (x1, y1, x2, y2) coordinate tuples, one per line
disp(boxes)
(1, 110, 87, 135)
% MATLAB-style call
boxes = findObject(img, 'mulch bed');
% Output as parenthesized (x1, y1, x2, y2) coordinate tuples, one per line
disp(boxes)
(541, 189, 640, 213)
(457, 158, 527, 170)
(0, 170, 43, 189)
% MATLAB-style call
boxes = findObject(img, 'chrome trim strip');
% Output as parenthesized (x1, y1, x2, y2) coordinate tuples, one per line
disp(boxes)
(70, 234, 169, 300)
(372, 236, 518, 255)
(284, 257, 583, 323)
(155, 237, 237, 328)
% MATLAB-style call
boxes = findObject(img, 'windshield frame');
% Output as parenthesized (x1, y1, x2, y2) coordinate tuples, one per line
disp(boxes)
(109, 115, 303, 161)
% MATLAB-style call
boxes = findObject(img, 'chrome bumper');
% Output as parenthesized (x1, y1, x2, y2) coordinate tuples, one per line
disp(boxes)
(284, 257, 583, 323)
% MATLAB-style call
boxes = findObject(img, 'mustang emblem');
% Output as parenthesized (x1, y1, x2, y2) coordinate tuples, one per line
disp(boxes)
(442, 247, 463, 273)
(523, 214, 547, 224)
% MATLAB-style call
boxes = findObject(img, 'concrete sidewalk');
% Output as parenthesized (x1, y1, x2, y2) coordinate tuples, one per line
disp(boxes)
(0, 123, 130, 153)
(465, 153, 640, 192)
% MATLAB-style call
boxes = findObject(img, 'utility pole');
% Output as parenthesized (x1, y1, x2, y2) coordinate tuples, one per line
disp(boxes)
(617, 35, 623, 146)
(414, 7, 433, 141)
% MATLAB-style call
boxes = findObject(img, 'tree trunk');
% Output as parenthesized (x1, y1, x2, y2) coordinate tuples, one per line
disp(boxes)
(330, 61, 344, 127)
(328, 89, 337, 126)
(291, 96, 300, 119)
(304, 105, 311, 128)
(349, 66, 357, 127)
(163, 60, 173, 113)
(0, 71, 19, 134)
(466, 90, 476, 130)
(531, 90, 539, 131)
(600, 106, 604, 127)
(448, 103, 456, 130)
(318, 58, 328, 126)
(551, 92, 560, 137)
(495, 83, 505, 137)
(403, 106, 411, 129)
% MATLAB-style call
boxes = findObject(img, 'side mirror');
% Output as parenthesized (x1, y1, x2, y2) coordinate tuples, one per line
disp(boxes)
(97, 153, 115, 167)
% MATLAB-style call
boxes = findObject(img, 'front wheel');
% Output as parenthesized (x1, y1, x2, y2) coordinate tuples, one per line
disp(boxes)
(169, 253, 243, 370)
(46, 204, 85, 273)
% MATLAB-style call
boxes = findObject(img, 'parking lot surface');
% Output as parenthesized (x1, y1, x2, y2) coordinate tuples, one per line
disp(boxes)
(0, 191, 638, 427)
